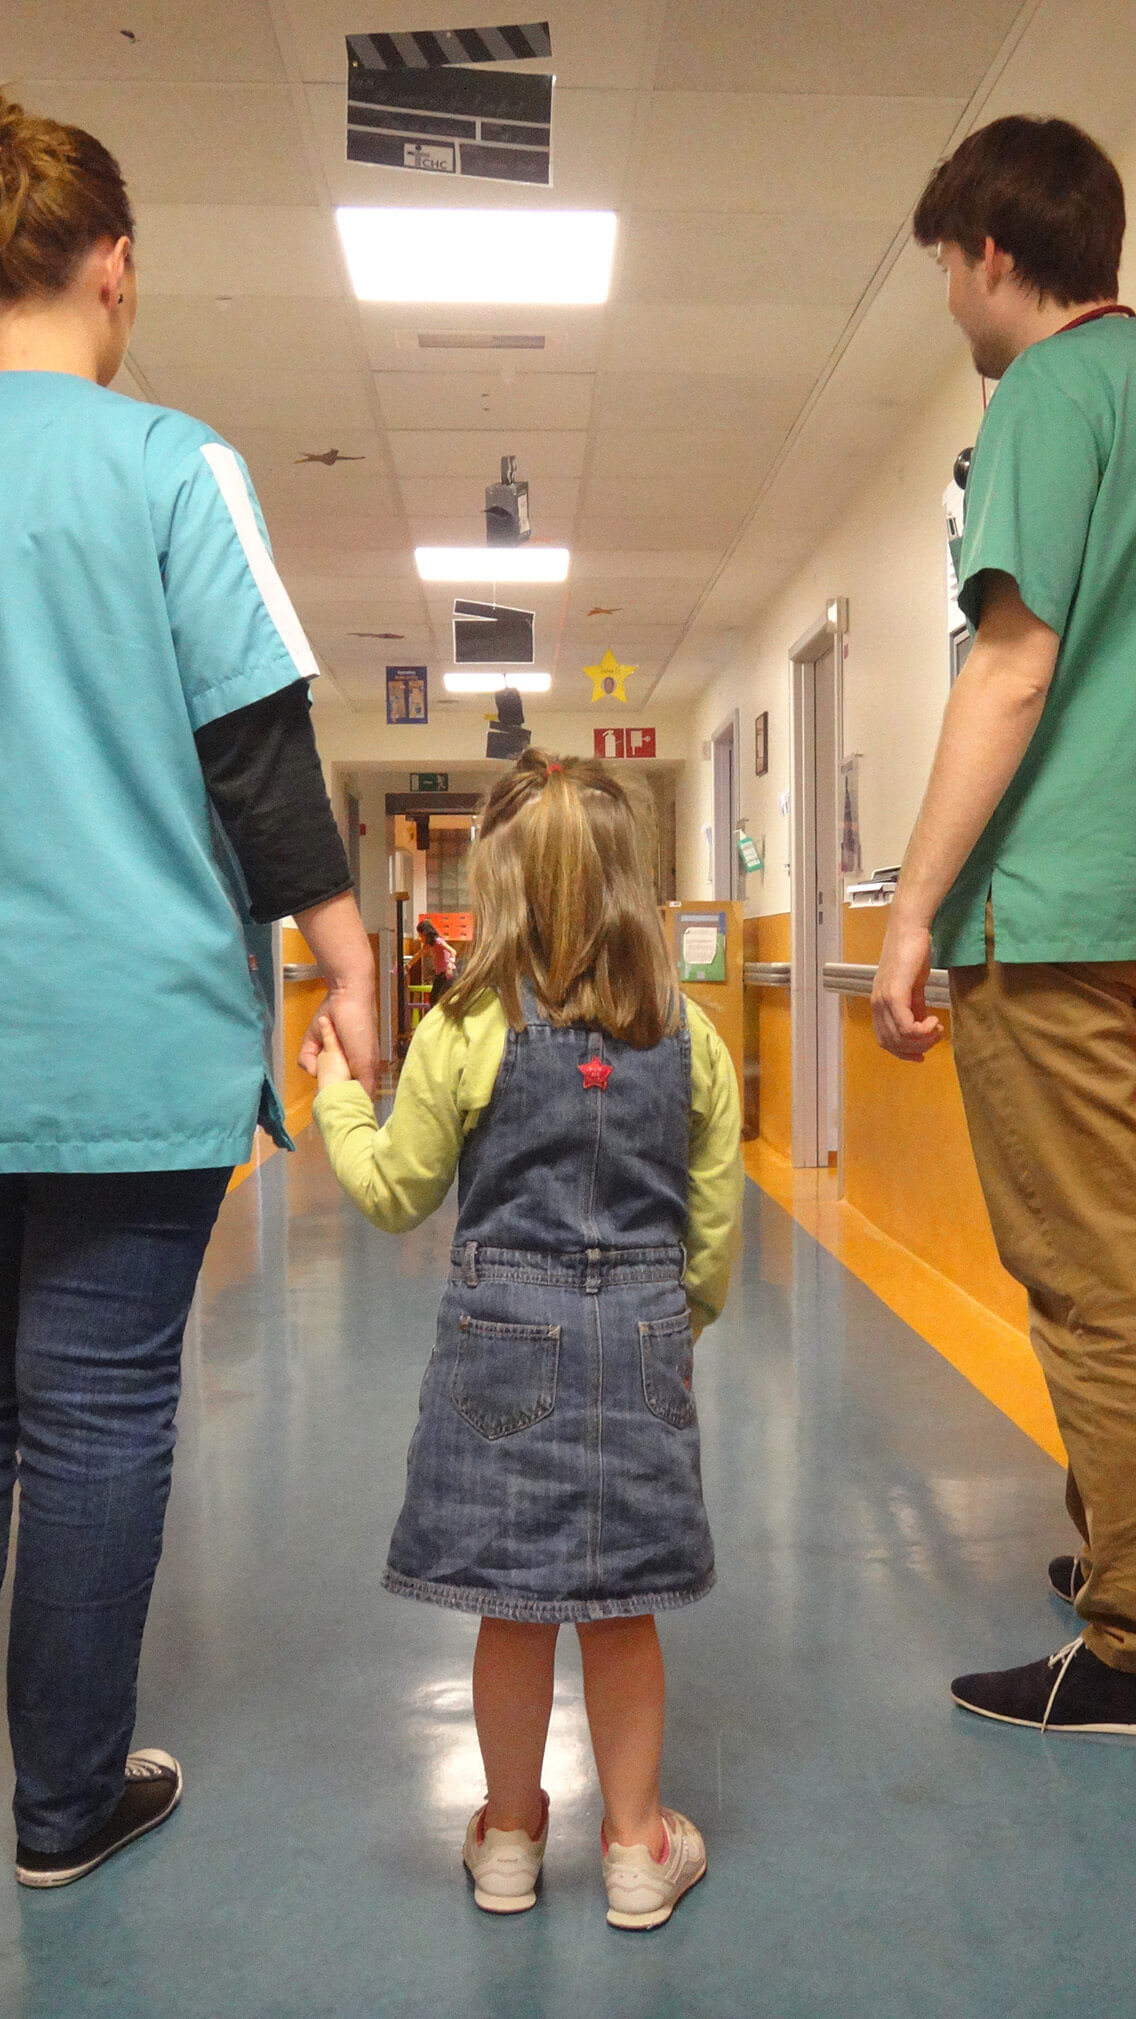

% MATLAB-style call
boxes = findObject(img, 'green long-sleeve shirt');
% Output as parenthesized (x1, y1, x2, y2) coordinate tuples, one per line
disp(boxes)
(314, 992, 743, 1335)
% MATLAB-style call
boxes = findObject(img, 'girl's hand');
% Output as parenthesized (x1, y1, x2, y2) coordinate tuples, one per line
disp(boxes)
(314, 1015, 353, 1090)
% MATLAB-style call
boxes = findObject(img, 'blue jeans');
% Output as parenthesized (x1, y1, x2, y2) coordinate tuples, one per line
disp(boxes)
(0, 1167, 231, 1852)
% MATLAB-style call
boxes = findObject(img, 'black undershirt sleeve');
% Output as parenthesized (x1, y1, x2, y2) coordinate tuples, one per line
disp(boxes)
(194, 681, 354, 925)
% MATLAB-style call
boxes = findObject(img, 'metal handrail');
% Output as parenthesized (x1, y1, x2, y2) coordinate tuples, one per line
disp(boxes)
(823, 960, 951, 1008)
(743, 961, 791, 988)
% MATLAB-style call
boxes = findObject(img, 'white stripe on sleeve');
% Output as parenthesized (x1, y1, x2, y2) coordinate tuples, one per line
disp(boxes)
(199, 443, 320, 683)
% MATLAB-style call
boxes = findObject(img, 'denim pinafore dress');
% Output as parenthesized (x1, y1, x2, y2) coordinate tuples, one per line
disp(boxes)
(383, 992, 715, 1622)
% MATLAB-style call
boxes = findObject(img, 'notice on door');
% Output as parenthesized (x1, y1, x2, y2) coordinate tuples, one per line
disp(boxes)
(676, 911, 727, 984)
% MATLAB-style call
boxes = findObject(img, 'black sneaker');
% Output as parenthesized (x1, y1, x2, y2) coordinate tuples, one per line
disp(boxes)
(15, 1749, 183, 1889)
(1048, 1553, 1087, 1604)
(951, 1640, 1136, 1733)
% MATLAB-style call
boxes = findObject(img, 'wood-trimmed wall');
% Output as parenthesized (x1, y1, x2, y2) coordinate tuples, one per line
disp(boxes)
(744, 913, 792, 1158)
(840, 908, 1026, 1331)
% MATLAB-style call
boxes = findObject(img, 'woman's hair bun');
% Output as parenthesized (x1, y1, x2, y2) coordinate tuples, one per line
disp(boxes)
(0, 87, 133, 296)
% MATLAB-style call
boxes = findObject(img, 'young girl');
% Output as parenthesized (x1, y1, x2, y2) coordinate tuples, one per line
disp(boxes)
(313, 752, 742, 1930)
(416, 916, 458, 1005)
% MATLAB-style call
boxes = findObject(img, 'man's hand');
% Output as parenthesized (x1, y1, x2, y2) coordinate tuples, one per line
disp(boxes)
(871, 914, 944, 1061)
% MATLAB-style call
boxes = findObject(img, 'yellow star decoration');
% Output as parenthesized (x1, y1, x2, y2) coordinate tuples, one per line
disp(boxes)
(586, 647, 636, 704)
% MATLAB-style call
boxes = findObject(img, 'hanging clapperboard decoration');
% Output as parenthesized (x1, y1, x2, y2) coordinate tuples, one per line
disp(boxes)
(346, 22, 553, 186)
(453, 600, 535, 664)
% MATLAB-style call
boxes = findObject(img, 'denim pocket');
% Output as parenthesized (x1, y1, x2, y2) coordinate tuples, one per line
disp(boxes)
(639, 1313, 695, 1428)
(452, 1315, 560, 1440)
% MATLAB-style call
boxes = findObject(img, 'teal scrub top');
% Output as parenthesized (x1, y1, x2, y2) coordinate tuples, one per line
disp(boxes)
(934, 316, 1136, 966)
(0, 371, 321, 1172)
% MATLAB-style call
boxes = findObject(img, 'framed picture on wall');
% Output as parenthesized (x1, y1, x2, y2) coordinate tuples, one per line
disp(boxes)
(754, 711, 768, 776)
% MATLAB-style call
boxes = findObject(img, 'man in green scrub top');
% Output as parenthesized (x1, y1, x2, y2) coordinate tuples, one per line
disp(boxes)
(874, 115, 1136, 1733)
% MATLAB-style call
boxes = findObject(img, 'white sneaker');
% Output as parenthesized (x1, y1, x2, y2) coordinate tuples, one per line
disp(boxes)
(602, 1808, 706, 1930)
(462, 1793, 549, 1914)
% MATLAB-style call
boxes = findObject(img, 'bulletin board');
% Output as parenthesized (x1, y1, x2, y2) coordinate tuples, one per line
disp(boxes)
(675, 910, 728, 984)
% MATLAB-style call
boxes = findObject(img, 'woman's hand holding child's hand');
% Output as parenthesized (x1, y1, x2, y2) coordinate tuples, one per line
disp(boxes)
(315, 1015, 354, 1091)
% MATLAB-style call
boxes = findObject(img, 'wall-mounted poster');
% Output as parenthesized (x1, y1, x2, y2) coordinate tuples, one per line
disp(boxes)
(840, 753, 862, 876)
(386, 665, 428, 724)
(755, 711, 768, 776)
(676, 910, 727, 984)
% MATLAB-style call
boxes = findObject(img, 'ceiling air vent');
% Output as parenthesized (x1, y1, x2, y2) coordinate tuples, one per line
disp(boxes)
(416, 331, 546, 351)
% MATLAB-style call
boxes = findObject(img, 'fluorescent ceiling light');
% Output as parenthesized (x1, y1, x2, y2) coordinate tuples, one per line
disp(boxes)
(444, 671, 551, 694)
(416, 546, 569, 583)
(336, 208, 617, 305)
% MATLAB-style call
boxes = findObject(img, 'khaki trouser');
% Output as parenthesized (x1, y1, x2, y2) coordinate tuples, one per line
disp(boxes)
(950, 918, 1136, 1672)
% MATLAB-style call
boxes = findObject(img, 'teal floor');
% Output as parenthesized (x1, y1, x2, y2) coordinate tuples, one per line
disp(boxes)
(0, 1129, 1131, 2018)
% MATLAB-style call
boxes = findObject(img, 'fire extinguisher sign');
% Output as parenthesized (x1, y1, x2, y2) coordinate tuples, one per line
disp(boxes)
(594, 727, 656, 760)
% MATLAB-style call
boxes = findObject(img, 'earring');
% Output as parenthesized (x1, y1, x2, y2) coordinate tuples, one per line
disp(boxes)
(117, 292, 124, 305)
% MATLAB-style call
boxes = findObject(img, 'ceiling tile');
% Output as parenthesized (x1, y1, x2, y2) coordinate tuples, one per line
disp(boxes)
(604, 303, 848, 377)
(573, 514, 739, 552)
(22, 82, 318, 206)
(616, 212, 897, 306)
(572, 550, 725, 579)
(632, 94, 966, 215)
(4, 0, 288, 83)
(653, 0, 1022, 96)
(268, 519, 415, 557)
(590, 372, 811, 432)
(287, 586, 430, 625)
(133, 207, 346, 298)
(580, 473, 759, 518)
(130, 296, 361, 375)
(588, 431, 783, 481)
(388, 431, 588, 479)
(145, 368, 376, 440)
(375, 374, 595, 430)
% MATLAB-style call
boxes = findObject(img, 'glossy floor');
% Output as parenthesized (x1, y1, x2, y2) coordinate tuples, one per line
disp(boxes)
(0, 1133, 1131, 2019)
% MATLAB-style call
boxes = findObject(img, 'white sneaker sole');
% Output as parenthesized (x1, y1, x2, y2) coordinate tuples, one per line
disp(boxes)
(605, 1857, 706, 1930)
(950, 1692, 1136, 1736)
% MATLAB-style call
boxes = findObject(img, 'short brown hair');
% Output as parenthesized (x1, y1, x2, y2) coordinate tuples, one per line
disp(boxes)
(443, 749, 679, 1049)
(912, 115, 1124, 306)
(0, 90, 134, 302)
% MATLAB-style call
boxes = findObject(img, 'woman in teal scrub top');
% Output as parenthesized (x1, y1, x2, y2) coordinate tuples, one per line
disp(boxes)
(0, 90, 374, 1888)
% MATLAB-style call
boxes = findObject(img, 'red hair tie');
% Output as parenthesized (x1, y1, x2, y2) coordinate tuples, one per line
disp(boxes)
(547, 762, 563, 774)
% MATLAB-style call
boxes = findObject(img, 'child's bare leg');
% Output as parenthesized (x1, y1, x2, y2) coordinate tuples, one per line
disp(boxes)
(576, 1616, 666, 1857)
(473, 1618, 559, 1836)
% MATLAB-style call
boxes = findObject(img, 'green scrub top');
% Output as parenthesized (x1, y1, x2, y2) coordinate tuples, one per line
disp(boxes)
(0, 372, 320, 1172)
(934, 315, 1136, 967)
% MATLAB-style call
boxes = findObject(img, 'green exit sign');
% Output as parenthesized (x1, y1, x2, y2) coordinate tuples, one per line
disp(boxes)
(410, 772, 449, 791)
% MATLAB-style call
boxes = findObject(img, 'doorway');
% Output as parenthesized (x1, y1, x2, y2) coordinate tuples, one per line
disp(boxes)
(710, 710, 740, 901)
(789, 613, 844, 1168)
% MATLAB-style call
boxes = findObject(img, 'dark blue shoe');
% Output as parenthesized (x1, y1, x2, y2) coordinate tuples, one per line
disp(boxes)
(1048, 1554, 1086, 1604)
(952, 1640, 1136, 1733)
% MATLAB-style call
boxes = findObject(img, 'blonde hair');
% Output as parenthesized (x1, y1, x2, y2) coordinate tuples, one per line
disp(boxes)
(0, 90, 134, 302)
(444, 749, 680, 1049)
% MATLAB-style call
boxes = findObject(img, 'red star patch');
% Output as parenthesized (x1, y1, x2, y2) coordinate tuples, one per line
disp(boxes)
(578, 1058, 612, 1091)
